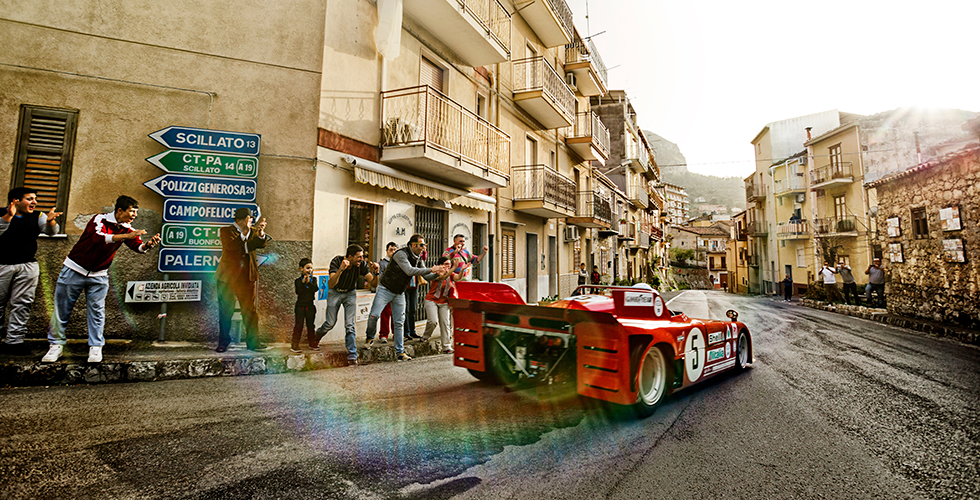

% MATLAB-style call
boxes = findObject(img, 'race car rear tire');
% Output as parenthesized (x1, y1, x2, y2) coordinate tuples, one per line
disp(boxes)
(467, 368, 496, 383)
(633, 344, 672, 418)
(489, 335, 521, 386)
(734, 330, 750, 372)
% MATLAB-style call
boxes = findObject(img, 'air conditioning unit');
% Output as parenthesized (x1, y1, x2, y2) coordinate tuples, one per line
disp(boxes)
(800, 156, 808, 165)
(563, 226, 580, 242)
(795, 193, 806, 203)
(565, 72, 577, 89)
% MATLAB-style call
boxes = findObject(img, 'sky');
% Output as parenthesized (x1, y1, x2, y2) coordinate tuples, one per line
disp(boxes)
(564, 0, 980, 178)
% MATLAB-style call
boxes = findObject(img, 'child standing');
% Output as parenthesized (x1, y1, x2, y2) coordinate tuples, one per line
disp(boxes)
(292, 258, 319, 353)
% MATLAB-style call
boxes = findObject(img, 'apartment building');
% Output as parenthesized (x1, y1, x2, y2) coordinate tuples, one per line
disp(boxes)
(727, 210, 750, 294)
(662, 182, 689, 226)
(0, 1, 326, 341)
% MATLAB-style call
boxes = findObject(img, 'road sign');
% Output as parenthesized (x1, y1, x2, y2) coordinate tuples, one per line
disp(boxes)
(162, 223, 222, 248)
(158, 248, 222, 273)
(126, 280, 202, 303)
(163, 199, 259, 224)
(149, 126, 260, 156)
(146, 150, 258, 178)
(144, 174, 256, 202)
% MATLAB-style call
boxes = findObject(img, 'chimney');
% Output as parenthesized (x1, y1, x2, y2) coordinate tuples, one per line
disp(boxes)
(805, 127, 812, 141)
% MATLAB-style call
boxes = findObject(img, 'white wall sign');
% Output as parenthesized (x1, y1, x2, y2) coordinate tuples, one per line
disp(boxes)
(385, 199, 415, 247)
(939, 207, 961, 231)
(887, 217, 901, 237)
(125, 280, 202, 303)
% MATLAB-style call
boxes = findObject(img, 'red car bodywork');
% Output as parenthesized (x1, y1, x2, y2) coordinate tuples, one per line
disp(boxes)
(449, 282, 753, 408)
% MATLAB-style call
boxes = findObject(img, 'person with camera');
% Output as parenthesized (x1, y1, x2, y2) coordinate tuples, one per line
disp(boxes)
(215, 207, 269, 353)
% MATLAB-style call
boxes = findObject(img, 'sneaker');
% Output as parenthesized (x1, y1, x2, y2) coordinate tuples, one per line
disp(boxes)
(41, 344, 63, 363)
(421, 336, 431, 342)
(396, 353, 413, 361)
(250, 344, 272, 352)
(88, 346, 103, 363)
(379, 337, 388, 344)
(290, 347, 302, 354)
(365, 339, 375, 349)
(309, 345, 321, 351)
(347, 359, 359, 366)
(442, 348, 454, 354)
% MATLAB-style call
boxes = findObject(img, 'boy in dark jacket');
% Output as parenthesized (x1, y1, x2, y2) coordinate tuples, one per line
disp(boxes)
(292, 258, 319, 353)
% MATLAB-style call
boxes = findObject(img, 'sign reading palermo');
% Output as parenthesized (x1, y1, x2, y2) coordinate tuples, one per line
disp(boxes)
(149, 126, 261, 156)
(162, 223, 222, 248)
(158, 248, 223, 273)
(146, 150, 258, 178)
(164, 199, 260, 224)
(143, 174, 256, 202)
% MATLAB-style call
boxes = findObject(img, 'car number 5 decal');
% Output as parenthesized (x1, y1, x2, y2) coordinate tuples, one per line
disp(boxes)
(685, 327, 705, 382)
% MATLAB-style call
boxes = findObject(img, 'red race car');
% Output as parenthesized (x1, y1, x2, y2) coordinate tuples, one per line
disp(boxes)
(449, 282, 753, 417)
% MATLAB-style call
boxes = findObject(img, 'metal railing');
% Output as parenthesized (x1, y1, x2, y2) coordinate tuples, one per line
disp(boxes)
(564, 36, 608, 87)
(774, 176, 806, 194)
(746, 220, 767, 235)
(628, 178, 648, 208)
(810, 162, 853, 185)
(627, 141, 651, 169)
(575, 190, 612, 223)
(545, 0, 574, 42)
(637, 231, 651, 248)
(648, 186, 664, 211)
(571, 111, 610, 156)
(512, 57, 575, 124)
(511, 164, 575, 210)
(459, 0, 512, 55)
(381, 85, 510, 175)
(777, 221, 809, 238)
(747, 255, 760, 267)
(814, 215, 858, 235)
(745, 180, 756, 201)
(650, 225, 663, 241)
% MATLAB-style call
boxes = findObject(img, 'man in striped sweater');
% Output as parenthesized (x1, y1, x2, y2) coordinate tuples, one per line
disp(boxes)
(41, 195, 160, 363)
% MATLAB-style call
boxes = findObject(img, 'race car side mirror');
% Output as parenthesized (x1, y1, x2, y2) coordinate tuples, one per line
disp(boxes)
(726, 309, 738, 322)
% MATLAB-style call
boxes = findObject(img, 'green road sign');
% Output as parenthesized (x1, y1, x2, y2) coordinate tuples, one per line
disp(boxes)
(146, 150, 258, 178)
(162, 223, 223, 248)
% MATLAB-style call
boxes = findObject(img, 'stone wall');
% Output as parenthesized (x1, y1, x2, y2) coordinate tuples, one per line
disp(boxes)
(669, 267, 711, 290)
(873, 146, 980, 329)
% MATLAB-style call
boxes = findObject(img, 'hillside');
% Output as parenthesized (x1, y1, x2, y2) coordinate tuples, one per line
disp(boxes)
(643, 130, 746, 216)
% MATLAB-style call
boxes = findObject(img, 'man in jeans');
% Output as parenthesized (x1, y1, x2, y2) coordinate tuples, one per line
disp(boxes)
(364, 234, 448, 361)
(865, 258, 886, 308)
(0, 187, 60, 348)
(316, 244, 378, 365)
(42, 196, 160, 363)
(838, 260, 860, 305)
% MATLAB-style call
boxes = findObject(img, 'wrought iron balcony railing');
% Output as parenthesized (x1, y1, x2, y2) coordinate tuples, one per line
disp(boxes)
(774, 176, 806, 194)
(564, 36, 608, 87)
(461, 0, 512, 54)
(571, 111, 610, 156)
(511, 164, 576, 210)
(814, 215, 858, 235)
(512, 56, 576, 123)
(810, 162, 853, 186)
(776, 221, 809, 238)
(574, 190, 612, 223)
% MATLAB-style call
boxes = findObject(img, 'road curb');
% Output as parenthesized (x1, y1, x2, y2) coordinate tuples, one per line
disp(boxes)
(0, 339, 449, 388)
(799, 298, 979, 345)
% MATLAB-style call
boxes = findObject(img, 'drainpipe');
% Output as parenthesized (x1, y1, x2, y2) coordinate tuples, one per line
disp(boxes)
(493, 61, 502, 283)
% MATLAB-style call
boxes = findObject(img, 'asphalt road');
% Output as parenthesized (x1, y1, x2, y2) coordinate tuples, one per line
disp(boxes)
(1, 291, 977, 499)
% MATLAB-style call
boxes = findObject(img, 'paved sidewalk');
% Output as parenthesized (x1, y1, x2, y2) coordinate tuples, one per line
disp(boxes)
(0, 335, 452, 388)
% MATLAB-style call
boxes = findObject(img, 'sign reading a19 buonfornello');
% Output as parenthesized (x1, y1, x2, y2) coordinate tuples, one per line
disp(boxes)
(146, 126, 260, 274)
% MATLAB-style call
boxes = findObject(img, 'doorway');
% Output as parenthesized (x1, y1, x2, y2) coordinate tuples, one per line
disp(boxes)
(526, 233, 538, 303)
(548, 235, 557, 297)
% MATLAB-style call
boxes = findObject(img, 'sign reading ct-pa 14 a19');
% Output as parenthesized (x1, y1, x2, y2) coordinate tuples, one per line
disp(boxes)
(143, 174, 256, 202)
(146, 150, 258, 178)
(162, 223, 221, 248)
(163, 199, 260, 225)
(149, 126, 260, 156)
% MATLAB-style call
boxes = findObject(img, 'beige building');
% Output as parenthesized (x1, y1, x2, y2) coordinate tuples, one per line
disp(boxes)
(727, 210, 750, 294)
(0, 1, 326, 341)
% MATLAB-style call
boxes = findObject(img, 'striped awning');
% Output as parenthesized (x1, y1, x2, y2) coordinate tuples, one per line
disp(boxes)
(354, 166, 494, 212)
(451, 195, 494, 212)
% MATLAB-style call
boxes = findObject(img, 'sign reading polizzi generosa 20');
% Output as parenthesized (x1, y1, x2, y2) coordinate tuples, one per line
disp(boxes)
(149, 126, 261, 156)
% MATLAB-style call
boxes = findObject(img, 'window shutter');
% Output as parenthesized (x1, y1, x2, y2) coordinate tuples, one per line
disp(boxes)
(420, 58, 444, 93)
(14, 106, 77, 215)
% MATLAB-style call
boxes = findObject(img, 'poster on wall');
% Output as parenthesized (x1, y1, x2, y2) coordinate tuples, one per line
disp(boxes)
(939, 207, 962, 231)
(385, 199, 415, 247)
(942, 239, 965, 263)
(886, 217, 901, 237)
(888, 243, 904, 263)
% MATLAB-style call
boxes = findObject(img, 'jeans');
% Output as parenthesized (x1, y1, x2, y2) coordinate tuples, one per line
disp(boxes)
(317, 289, 358, 360)
(366, 285, 406, 354)
(292, 304, 316, 349)
(842, 282, 859, 305)
(866, 283, 885, 308)
(404, 286, 418, 338)
(422, 299, 452, 348)
(49, 266, 109, 346)
(217, 277, 261, 350)
(0, 262, 39, 344)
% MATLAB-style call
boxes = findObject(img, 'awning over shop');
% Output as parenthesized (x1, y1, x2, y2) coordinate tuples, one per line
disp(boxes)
(451, 193, 495, 212)
(351, 157, 495, 212)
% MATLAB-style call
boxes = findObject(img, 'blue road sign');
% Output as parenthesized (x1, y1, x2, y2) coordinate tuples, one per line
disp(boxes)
(144, 174, 256, 202)
(163, 199, 260, 224)
(149, 126, 261, 156)
(158, 248, 222, 273)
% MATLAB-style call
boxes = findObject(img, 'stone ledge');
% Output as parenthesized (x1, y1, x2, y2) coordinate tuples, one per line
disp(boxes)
(799, 298, 980, 345)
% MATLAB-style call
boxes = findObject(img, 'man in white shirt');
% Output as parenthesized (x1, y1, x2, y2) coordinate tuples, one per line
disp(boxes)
(819, 261, 843, 304)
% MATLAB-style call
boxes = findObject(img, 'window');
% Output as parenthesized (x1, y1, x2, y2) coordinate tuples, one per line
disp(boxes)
(573, 238, 581, 267)
(796, 246, 806, 267)
(13, 105, 78, 233)
(476, 93, 488, 120)
(421, 57, 444, 93)
(348, 201, 380, 286)
(834, 195, 846, 221)
(829, 144, 843, 175)
(911, 207, 928, 239)
(501, 228, 516, 278)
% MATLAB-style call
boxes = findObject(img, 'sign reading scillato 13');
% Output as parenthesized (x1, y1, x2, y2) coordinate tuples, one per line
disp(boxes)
(146, 126, 261, 273)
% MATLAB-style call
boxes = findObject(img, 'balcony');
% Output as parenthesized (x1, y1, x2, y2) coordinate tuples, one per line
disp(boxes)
(631, 231, 651, 249)
(747, 255, 760, 267)
(628, 179, 648, 209)
(618, 223, 636, 242)
(381, 85, 509, 189)
(566, 112, 610, 164)
(746, 221, 768, 236)
(403, 0, 511, 67)
(650, 225, 664, 242)
(774, 175, 807, 196)
(513, 57, 576, 129)
(519, 0, 573, 47)
(648, 186, 664, 211)
(564, 36, 608, 96)
(567, 190, 611, 228)
(746, 181, 766, 202)
(627, 144, 651, 173)
(813, 216, 859, 237)
(511, 164, 576, 218)
(776, 221, 809, 239)
(810, 162, 854, 189)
